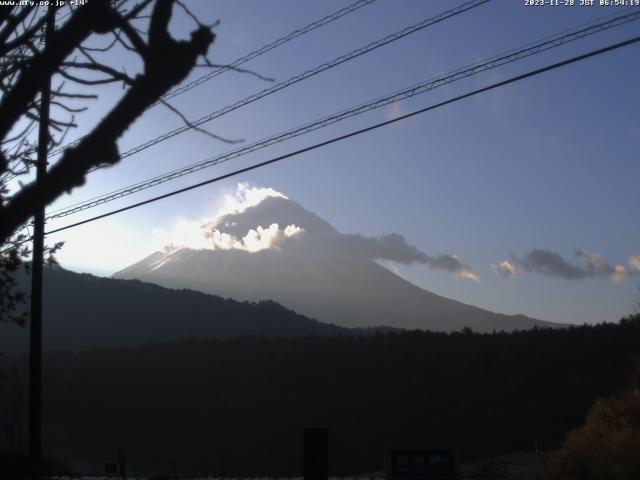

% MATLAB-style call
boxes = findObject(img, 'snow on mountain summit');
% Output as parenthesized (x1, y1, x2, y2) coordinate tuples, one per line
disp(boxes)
(115, 183, 558, 332)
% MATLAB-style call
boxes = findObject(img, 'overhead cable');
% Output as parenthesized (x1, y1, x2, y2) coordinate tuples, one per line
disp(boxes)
(38, 34, 640, 238)
(46, 0, 379, 157)
(49, 0, 491, 167)
(45, 9, 640, 221)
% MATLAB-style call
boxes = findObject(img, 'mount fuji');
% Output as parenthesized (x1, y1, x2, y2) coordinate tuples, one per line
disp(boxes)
(115, 185, 558, 332)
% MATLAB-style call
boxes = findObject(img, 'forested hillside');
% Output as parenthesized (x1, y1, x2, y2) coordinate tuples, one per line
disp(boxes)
(1, 267, 349, 353)
(2, 317, 638, 476)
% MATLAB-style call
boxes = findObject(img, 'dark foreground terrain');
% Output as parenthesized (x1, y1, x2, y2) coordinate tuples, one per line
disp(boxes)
(1, 317, 638, 476)
(1, 267, 350, 354)
(2, 266, 559, 355)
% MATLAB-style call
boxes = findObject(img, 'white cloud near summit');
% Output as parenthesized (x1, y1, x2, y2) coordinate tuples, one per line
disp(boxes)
(216, 182, 287, 217)
(154, 183, 480, 281)
(152, 218, 212, 251)
(152, 186, 304, 253)
(154, 220, 304, 254)
(208, 223, 304, 252)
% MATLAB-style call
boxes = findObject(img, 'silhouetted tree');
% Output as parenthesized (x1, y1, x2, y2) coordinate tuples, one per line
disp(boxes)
(0, 0, 228, 324)
(1, 316, 635, 475)
(549, 383, 640, 479)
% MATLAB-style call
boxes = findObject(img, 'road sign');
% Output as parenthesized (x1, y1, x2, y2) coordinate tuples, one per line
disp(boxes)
(386, 449, 459, 480)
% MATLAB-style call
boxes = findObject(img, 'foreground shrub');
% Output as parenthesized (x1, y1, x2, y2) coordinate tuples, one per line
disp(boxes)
(549, 386, 640, 480)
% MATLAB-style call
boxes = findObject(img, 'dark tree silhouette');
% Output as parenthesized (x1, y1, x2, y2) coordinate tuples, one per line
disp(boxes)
(0, 0, 224, 323)
(0, 315, 635, 475)
(549, 359, 640, 480)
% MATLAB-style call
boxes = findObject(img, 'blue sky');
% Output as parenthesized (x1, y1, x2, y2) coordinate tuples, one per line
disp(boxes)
(36, 0, 640, 325)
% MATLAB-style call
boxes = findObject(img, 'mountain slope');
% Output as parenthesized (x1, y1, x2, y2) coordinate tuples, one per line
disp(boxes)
(115, 191, 559, 332)
(0, 267, 349, 353)
(117, 246, 553, 332)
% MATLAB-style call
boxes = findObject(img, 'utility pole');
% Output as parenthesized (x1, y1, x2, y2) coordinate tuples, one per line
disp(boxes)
(29, 6, 55, 480)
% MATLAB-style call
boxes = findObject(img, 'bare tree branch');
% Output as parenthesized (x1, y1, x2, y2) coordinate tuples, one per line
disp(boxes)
(60, 61, 136, 85)
(159, 98, 243, 145)
(0, 0, 216, 243)
(0, 1, 118, 142)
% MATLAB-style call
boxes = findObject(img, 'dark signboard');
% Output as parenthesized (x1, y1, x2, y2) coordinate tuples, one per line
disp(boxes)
(386, 449, 459, 480)
(117, 448, 127, 476)
(304, 428, 328, 480)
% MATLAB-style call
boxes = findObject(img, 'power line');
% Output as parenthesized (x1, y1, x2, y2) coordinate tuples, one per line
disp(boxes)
(73, 0, 491, 172)
(40, 34, 640, 239)
(45, 9, 640, 221)
(158, 0, 379, 103)
(46, 0, 379, 158)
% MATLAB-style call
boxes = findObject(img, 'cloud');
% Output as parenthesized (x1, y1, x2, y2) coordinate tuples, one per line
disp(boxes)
(157, 221, 480, 282)
(296, 232, 478, 282)
(610, 265, 628, 284)
(511, 248, 630, 283)
(208, 223, 304, 253)
(216, 182, 287, 218)
(516, 249, 586, 280)
(575, 249, 627, 283)
(491, 260, 518, 279)
(152, 218, 212, 251)
(154, 183, 479, 282)
(424, 254, 479, 282)
(318, 232, 429, 264)
(152, 216, 304, 254)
